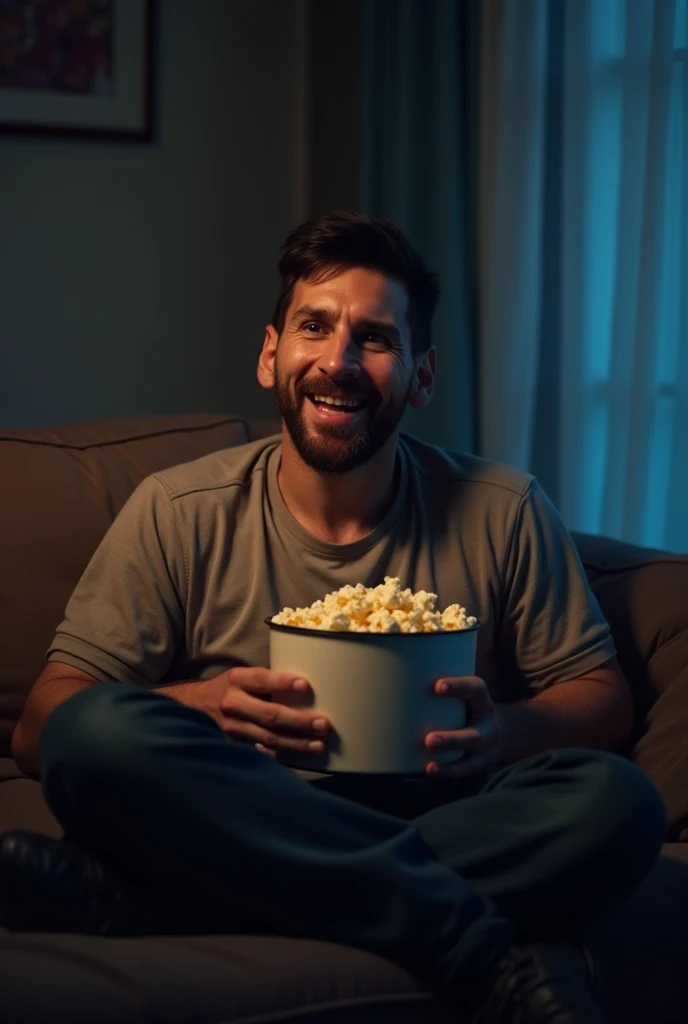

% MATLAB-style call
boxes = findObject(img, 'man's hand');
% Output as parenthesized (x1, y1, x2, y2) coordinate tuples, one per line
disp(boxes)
(424, 675, 503, 779)
(194, 668, 329, 756)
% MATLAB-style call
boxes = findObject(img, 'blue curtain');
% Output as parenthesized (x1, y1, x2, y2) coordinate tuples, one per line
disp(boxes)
(478, 0, 688, 552)
(362, 0, 688, 552)
(361, 0, 481, 452)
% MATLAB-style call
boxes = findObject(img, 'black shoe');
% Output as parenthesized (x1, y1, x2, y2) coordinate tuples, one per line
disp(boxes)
(470, 942, 604, 1023)
(0, 830, 222, 936)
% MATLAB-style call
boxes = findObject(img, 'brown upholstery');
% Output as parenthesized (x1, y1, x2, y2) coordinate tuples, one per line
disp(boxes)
(571, 532, 688, 841)
(0, 931, 448, 1024)
(0, 414, 686, 1023)
(0, 759, 61, 838)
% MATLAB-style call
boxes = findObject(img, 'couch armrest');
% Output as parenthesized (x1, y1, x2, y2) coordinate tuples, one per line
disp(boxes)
(572, 531, 688, 841)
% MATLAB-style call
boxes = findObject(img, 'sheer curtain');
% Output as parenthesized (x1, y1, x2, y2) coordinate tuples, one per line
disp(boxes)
(478, 0, 688, 551)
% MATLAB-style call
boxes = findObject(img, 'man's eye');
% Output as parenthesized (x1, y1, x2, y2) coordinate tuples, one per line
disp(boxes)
(362, 332, 388, 346)
(303, 322, 325, 333)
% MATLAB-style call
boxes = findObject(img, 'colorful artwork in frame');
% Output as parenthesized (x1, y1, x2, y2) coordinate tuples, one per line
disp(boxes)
(0, 0, 154, 140)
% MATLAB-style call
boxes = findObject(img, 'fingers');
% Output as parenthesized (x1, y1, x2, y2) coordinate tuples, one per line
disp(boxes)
(224, 666, 311, 697)
(221, 682, 330, 753)
(222, 666, 329, 732)
(425, 753, 490, 780)
(424, 703, 499, 779)
(225, 685, 329, 733)
(425, 727, 482, 752)
(231, 719, 327, 755)
(434, 675, 493, 717)
(254, 742, 276, 757)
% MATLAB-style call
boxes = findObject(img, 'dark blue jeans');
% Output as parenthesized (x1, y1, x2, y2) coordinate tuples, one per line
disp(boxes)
(39, 683, 665, 999)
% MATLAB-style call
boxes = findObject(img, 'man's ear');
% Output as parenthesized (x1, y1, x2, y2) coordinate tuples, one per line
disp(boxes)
(257, 325, 279, 390)
(408, 347, 436, 409)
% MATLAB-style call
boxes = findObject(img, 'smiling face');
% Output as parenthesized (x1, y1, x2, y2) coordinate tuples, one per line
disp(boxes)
(258, 267, 435, 474)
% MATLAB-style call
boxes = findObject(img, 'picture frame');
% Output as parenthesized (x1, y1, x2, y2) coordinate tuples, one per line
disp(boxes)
(0, 0, 155, 141)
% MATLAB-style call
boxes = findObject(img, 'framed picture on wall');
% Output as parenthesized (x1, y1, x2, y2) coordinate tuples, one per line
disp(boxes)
(0, 0, 155, 140)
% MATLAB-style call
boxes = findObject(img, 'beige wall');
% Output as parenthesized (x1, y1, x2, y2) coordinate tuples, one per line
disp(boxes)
(0, 0, 310, 428)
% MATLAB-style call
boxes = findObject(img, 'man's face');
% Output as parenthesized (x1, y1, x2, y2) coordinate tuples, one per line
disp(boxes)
(258, 267, 433, 474)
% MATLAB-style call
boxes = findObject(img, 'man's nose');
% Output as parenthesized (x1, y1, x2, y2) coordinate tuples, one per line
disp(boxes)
(316, 330, 361, 379)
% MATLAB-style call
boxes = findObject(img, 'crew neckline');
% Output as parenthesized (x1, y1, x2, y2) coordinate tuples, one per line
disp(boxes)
(266, 441, 409, 558)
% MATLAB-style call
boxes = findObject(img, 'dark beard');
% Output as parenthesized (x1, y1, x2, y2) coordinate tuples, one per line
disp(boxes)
(274, 367, 411, 474)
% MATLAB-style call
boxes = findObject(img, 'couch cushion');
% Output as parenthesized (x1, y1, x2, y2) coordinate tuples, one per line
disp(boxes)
(0, 932, 447, 1024)
(0, 414, 280, 757)
(0, 764, 61, 838)
(571, 532, 688, 841)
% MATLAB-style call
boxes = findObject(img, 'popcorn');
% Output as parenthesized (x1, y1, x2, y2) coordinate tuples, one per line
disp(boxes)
(271, 577, 478, 633)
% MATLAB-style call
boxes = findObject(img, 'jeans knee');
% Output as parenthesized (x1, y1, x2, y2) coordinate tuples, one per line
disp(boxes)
(40, 682, 156, 785)
(569, 749, 667, 861)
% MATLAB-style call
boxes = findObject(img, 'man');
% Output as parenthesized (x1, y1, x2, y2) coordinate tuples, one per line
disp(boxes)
(3, 211, 665, 1023)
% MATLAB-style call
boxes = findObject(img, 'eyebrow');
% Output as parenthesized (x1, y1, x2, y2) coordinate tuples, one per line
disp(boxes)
(289, 305, 402, 343)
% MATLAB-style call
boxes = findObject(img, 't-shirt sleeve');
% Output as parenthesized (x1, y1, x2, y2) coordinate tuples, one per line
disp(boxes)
(47, 475, 186, 685)
(498, 479, 616, 695)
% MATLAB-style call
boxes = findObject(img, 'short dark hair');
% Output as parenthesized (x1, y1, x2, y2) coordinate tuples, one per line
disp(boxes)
(271, 210, 441, 354)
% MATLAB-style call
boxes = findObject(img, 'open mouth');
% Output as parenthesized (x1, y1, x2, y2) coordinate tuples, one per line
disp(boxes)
(306, 393, 369, 423)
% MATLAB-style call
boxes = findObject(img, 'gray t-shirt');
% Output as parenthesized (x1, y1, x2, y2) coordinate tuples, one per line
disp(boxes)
(48, 433, 615, 704)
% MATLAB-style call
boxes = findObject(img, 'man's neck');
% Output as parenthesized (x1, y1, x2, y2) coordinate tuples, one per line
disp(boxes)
(277, 431, 400, 545)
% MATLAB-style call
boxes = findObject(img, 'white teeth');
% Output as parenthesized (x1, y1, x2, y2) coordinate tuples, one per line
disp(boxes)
(312, 395, 363, 408)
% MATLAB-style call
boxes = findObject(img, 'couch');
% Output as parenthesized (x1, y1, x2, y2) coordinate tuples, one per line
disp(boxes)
(1, 412, 687, 1024)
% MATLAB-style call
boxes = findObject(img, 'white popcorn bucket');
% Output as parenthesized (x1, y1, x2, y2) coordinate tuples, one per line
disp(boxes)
(265, 618, 480, 773)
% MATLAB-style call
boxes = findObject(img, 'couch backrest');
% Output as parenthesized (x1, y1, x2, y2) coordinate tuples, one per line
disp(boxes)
(0, 414, 280, 756)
